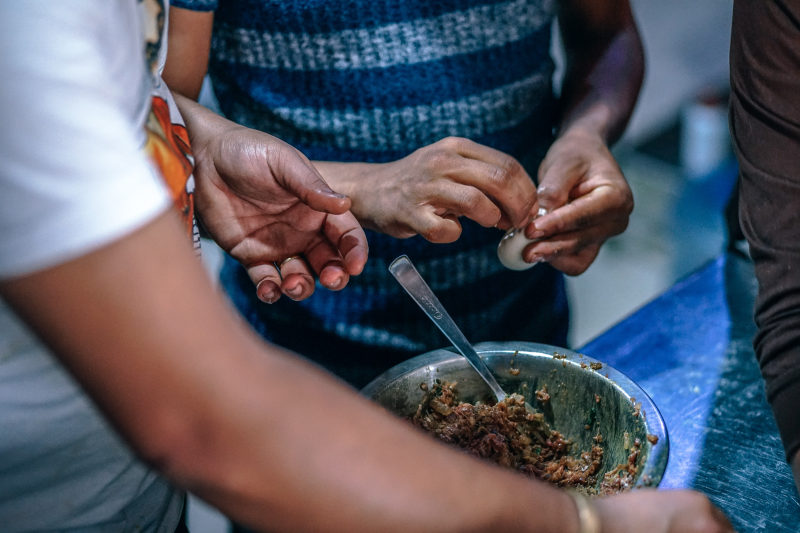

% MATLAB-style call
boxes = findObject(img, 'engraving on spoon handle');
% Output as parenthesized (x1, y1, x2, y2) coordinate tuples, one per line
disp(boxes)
(388, 255, 507, 402)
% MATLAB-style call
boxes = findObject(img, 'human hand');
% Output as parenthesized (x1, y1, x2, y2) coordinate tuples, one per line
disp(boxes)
(180, 98, 368, 303)
(596, 489, 735, 532)
(518, 126, 633, 275)
(325, 137, 538, 243)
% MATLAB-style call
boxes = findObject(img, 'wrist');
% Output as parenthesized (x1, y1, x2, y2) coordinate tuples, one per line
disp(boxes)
(315, 161, 379, 208)
(173, 93, 240, 153)
(552, 121, 609, 157)
(558, 102, 615, 145)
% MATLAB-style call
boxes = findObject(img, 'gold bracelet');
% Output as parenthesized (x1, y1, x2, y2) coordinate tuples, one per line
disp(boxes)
(567, 491, 602, 533)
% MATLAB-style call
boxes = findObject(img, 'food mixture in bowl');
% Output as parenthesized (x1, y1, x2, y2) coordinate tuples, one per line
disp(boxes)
(411, 379, 641, 495)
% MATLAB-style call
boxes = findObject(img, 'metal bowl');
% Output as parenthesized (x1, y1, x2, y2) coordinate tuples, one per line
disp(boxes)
(362, 341, 668, 491)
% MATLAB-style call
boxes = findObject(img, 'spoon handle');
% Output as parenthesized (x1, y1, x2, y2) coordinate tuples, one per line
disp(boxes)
(388, 255, 507, 402)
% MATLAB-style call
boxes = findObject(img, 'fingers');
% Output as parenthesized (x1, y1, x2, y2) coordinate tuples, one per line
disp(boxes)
(424, 181, 504, 230)
(277, 256, 316, 300)
(271, 141, 353, 215)
(528, 185, 631, 241)
(354, 137, 535, 238)
(299, 237, 350, 293)
(667, 491, 735, 533)
(432, 137, 537, 228)
(390, 178, 502, 240)
(247, 257, 316, 303)
(295, 212, 370, 292)
(517, 181, 632, 275)
(258, 212, 369, 299)
(520, 223, 612, 275)
(322, 212, 369, 277)
(236, 208, 367, 301)
(248, 263, 283, 304)
(536, 154, 585, 213)
(596, 489, 735, 533)
(523, 133, 633, 275)
(540, 245, 600, 276)
(522, 233, 601, 276)
(535, 127, 612, 212)
(417, 212, 463, 243)
(339, 228, 369, 276)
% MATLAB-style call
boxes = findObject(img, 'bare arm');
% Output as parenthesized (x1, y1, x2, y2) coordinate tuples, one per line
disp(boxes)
(163, 7, 214, 100)
(556, 0, 644, 144)
(1, 3, 729, 529)
(1, 209, 732, 533)
(0, 211, 580, 532)
(326, 2, 645, 271)
(316, 138, 539, 242)
(516, 0, 644, 275)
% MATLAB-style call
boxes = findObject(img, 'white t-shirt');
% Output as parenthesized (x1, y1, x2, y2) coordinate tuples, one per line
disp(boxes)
(0, 1, 195, 530)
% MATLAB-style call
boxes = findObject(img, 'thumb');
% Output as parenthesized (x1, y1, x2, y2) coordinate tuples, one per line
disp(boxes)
(536, 174, 570, 215)
(273, 144, 352, 215)
(536, 152, 582, 213)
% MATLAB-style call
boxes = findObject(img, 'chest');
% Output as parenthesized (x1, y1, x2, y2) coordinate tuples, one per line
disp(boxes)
(215, 0, 556, 37)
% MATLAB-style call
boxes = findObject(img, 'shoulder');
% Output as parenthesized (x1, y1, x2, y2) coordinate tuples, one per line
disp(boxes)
(0, 1, 170, 278)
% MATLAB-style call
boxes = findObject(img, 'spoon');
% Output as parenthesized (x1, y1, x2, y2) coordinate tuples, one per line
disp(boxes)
(388, 254, 509, 403)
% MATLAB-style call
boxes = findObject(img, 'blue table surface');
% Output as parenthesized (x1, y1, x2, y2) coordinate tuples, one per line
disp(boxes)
(579, 252, 800, 532)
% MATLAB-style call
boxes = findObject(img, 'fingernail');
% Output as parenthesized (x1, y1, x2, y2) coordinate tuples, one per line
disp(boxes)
(319, 189, 347, 199)
(286, 286, 304, 299)
(328, 276, 344, 290)
(259, 287, 278, 304)
(530, 230, 546, 239)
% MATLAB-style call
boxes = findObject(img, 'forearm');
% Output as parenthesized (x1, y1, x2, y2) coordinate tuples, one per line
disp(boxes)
(163, 6, 214, 100)
(0, 211, 577, 532)
(202, 334, 580, 532)
(556, 0, 644, 144)
(313, 160, 378, 223)
(313, 135, 543, 239)
(171, 93, 240, 157)
(169, 93, 239, 236)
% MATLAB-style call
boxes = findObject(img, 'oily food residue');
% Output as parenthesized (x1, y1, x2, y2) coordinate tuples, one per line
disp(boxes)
(410, 380, 640, 495)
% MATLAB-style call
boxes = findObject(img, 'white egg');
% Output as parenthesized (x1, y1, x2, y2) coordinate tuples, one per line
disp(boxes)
(496, 207, 547, 271)
(497, 228, 538, 271)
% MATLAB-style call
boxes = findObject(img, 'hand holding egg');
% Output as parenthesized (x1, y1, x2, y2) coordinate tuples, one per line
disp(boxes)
(496, 207, 547, 270)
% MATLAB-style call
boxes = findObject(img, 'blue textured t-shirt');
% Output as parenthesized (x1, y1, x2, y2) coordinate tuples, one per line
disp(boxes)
(173, 0, 569, 384)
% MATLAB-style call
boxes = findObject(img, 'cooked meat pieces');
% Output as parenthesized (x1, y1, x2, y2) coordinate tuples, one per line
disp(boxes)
(410, 380, 608, 492)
